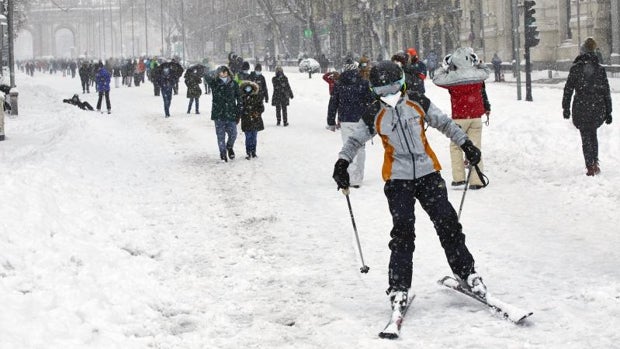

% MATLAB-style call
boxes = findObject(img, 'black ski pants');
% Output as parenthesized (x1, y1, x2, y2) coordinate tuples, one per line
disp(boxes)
(96, 90, 111, 111)
(384, 172, 475, 290)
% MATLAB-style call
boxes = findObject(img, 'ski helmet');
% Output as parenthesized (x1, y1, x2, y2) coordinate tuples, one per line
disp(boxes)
(369, 60, 405, 96)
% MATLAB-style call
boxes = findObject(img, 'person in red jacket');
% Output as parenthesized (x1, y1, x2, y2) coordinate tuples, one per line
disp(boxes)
(433, 47, 490, 189)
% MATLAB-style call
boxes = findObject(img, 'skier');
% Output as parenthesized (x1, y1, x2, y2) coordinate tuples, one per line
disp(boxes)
(94, 61, 112, 114)
(332, 61, 486, 315)
(562, 37, 613, 176)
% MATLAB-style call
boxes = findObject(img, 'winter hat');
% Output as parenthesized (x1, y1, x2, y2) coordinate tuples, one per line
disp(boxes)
(343, 57, 359, 71)
(583, 37, 597, 52)
(254, 63, 262, 71)
(242, 61, 250, 71)
(407, 48, 417, 58)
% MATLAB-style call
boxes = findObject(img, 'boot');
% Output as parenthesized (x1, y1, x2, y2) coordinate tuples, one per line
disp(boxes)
(220, 151, 228, 162)
(227, 147, 235, 160)
(251, 151, 257, 158)
(387, 288, 409, 312)
(464, 273, 487, 298)
(276, 119, 281, 126)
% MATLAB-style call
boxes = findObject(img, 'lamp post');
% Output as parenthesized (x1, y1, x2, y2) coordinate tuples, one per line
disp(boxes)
(144, 0, 148, 56)
(7, 0, 14, 87)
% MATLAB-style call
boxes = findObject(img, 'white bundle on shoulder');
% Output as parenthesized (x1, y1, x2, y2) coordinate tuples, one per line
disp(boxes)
(433, 47, 490, 87)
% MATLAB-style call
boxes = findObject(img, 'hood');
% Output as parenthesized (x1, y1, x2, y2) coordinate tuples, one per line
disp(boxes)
(338, 69, 362, 84)
(239, 80, 260, 95)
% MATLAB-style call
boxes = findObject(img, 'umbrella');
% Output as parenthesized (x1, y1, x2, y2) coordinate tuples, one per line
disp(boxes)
(152, 61, 184, 81)
(185, 64, 206, 78)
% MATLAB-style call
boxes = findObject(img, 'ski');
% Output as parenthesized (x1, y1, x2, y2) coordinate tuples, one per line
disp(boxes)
(378, 293, 415, 339)
(438, 276, 533, 324)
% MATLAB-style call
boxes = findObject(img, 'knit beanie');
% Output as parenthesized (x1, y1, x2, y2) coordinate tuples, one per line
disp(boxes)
(343, 57, 359, 71)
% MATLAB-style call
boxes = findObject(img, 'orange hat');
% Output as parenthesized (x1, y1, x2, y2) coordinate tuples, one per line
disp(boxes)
(407, 48, 417, 57)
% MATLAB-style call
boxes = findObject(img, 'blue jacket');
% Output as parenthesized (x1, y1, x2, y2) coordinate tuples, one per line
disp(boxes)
(327, 69, 373, 125)
(95, 67, 111, 92)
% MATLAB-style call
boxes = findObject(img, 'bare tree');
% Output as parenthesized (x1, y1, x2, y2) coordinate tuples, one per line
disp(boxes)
(255, 0, 290, 57)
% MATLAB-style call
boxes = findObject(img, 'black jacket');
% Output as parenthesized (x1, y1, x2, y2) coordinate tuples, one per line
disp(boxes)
(271, 73, 293, 107)
(562, 52, 612, 130)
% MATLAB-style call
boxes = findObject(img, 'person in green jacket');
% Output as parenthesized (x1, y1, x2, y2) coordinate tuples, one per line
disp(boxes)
(205, 65, 242, 162)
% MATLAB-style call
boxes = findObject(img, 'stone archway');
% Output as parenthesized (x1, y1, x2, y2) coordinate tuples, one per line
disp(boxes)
(54, 26, 76, 58)
(15, 29, 35, 60)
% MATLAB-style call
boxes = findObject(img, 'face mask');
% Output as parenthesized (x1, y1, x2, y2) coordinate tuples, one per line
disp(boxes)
(255, 71, 262, 76)
(382, 93, 402, 108)
(244, 86, 252, 93)
(243, 70, 249, 74)
(219, 76, 229, 83)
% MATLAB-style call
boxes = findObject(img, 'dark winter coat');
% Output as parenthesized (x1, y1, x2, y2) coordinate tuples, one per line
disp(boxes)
(327, 69, 373, 125)
(403, 60, 427, 95)
(562, 52, 612, 130)
(239, 81, 265, 132)
(271, 72, 293, 107)
(184, 73, 202, 98)
(95, 67, 111, 92)
(157, 70, 177, 90)
(205, 67, 241, 122)
(79, 64, 90, 81)
(249, 72, 269, 103)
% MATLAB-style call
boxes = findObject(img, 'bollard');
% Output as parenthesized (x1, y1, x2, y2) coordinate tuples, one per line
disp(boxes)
(9, 89, 18, 116)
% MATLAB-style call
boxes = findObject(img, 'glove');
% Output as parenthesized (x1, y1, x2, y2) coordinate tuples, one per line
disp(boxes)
(605, 114, 612, 125)
(460, 140, 481, 166)
(325, 125, 336, 132)
(563, 109, 570, 119)
(332, 159, 350, 190)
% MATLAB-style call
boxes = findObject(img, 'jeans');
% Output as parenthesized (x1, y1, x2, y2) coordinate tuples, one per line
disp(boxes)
(384, 173, 475, 289)
(215, 120, 238, 155)
(245, 130, 258, 155)
(161, 86, 173, 116)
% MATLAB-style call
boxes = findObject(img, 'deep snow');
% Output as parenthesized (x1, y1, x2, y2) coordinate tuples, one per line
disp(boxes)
(1, 66, 619, 349)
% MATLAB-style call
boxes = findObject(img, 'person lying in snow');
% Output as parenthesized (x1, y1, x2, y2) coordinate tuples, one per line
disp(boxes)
(63, 94, 94, 111)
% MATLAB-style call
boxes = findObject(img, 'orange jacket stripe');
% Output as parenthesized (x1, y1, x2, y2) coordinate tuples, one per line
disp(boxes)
(407, 101, 442, 171)
(375, 109, 395, 181)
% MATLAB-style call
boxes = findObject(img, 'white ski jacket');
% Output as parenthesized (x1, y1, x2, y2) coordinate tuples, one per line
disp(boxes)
(338, 94, 468, 181)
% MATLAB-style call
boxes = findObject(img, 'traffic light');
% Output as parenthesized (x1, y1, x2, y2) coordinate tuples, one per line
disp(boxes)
(524, 0, 540, 48)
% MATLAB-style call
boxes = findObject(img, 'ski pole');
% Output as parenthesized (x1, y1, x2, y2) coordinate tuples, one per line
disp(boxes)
(342, 188, 370, 273)
(457, 166, 474, 222)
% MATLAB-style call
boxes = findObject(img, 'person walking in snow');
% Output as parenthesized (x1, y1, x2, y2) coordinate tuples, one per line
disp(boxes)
(433, 47, 491, 190)
(184, 68, 202, 115)
(271, 66, 294, 126)
(205, 66, 242, 162)
(248, 63, 268, 104)
(562, 37, 613, 176)
(491, 53, 502, 82)
(326, 57, 374, 188)
(94, 61, 112, 114)
(332, 60, 487, 314)
(157, 66, 177, 118)
(79, 62, 90, 94)
(239, 81, 265, 159)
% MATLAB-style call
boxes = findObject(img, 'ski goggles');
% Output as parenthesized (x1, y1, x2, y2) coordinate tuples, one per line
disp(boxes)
(372, 76, 405, 96)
